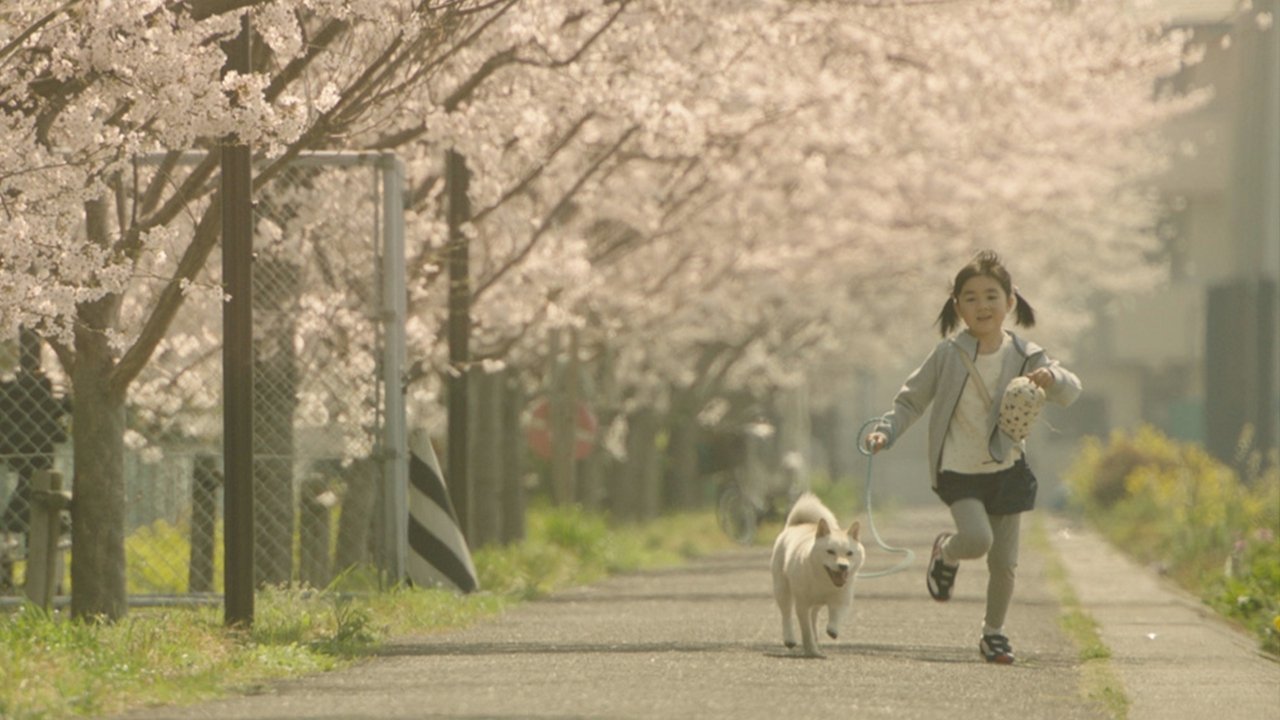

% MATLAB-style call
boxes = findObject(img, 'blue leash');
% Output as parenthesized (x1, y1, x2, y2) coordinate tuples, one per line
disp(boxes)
(854, 417, 916, 578)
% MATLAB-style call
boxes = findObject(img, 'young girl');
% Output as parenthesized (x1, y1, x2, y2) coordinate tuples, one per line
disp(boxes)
(865, 250, 1081, 664)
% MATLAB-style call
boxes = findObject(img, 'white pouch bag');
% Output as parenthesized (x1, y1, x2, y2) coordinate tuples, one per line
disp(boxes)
(997, 375, 1046, 441)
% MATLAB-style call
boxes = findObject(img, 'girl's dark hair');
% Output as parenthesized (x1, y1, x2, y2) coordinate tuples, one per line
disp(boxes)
(936, 250, 1036, 336)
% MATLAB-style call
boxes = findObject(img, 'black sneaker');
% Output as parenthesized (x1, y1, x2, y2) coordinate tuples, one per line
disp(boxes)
(980, 633, 1015, 664)
(927, 532, 957, 601)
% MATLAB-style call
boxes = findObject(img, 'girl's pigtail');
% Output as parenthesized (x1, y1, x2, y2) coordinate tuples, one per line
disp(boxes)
(936, 296, 959, 337)
(1013, 290, 1037, 328)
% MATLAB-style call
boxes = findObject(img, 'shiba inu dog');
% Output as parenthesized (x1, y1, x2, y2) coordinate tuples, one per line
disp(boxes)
(770, 492, 865, 658)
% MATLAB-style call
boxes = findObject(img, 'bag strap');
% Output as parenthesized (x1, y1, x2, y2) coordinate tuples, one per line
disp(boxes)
(952, 341, 993, 408)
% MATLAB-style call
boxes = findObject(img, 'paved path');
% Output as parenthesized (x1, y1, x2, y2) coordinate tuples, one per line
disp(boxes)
(119, 506, 1277, 719)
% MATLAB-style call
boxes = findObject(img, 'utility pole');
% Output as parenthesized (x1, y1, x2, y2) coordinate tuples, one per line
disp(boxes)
(222, 11, 255, 627)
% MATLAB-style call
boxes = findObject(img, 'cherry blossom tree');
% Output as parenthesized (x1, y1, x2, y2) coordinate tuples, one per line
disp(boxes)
(2, 0, 1205, 616)
(1, 0, 574, 618)
(414, 0, 1201, 445)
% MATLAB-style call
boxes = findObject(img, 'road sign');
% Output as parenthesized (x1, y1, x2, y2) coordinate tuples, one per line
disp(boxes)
(527, 398, 597, 460)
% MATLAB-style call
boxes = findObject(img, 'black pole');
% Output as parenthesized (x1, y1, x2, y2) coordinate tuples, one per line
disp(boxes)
(222, 11, 254, 627)
(445, 150, 471, 539)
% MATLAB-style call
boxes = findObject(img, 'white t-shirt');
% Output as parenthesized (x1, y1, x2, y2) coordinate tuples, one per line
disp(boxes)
(941, 335, 1021, 475)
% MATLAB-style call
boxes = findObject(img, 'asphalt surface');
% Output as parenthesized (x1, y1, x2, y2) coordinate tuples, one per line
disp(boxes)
(117, 505, 1278, 720)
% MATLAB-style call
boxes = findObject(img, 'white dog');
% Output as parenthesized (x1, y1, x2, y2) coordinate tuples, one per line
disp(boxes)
(770, 492, 865, 657)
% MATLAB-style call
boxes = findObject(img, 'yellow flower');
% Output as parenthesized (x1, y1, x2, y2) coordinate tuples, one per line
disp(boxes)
(1272, 615, 1280, 633)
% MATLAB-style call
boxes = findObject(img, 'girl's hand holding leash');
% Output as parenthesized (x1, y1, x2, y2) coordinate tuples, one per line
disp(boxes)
(856, 417, 916, 578)
(865, 432, 888, 454)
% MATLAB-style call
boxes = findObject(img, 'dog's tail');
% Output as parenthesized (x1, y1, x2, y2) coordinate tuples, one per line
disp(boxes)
(785, 491, 838, 528)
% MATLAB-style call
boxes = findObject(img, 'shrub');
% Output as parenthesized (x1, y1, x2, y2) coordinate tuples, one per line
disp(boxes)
(1068, 426, 1183, 512)
(1065, 426, 1279, 654)
(1211, 525, 1280, 655)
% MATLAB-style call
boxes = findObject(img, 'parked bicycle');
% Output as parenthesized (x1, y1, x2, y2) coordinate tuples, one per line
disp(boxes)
(707, 421, 806, 545)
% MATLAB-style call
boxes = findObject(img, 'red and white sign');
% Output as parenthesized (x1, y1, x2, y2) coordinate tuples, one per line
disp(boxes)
(527, 398, 597, 460)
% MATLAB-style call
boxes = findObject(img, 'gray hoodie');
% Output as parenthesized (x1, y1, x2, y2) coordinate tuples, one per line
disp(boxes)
(873, 330, 1083, 488)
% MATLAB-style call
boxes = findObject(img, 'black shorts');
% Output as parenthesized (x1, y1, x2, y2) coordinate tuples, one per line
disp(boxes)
(934, 460, 1038, 515)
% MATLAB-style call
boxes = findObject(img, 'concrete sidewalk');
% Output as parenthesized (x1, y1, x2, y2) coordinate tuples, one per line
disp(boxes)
(1046, 515, 1279, 720)
(118, 506, 1277, 720)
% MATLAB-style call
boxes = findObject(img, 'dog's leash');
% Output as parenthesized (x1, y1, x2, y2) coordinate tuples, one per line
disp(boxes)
(854, 417, 916, 578)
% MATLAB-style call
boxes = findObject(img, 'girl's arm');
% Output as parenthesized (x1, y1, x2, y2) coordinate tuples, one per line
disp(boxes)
(871, 342, 943, 451)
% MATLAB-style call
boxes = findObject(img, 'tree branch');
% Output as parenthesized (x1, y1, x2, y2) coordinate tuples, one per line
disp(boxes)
(177, 0, 266, 21)
(263, 18, 351, 104)
(471, 124, 638, 304)
(0, 0, 83, 67)
(467, 112, 594, 223)
(518, 0, 629, 70)
(112, 194, 222, 393)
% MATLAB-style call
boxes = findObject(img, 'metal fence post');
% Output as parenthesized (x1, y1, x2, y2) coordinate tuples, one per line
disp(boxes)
(222, 11, 255, 626)
(380, 153, 408, 583)
(25, 470, 69, 609)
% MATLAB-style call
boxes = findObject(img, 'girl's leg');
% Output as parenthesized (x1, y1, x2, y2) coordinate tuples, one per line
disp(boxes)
(983, 512, 1022, 633)
(943, 498, 993, 563)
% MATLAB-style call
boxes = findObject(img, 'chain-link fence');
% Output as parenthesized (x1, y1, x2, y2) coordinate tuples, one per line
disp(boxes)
(0, 152, 406, 601)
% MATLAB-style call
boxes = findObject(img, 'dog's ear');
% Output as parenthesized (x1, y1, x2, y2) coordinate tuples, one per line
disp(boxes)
(817, 518, 831, 538)
(847, 521, 861, 541)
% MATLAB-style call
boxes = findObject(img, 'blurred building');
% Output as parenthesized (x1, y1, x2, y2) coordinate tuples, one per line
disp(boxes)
(1077, 0, 1279, 464)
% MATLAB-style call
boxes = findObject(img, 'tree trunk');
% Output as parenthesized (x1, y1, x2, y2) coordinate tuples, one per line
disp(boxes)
(776, 384, 809, 475)
(334, 457, 377, 573)
(499, 372, 526, 544)
(579, 446, 606, 512)
(586, 349, 620, 514)
(547, 330, 576, 505)
(69, 376, 128, 619)
(664, 390, 703, 511)
(188, 453, 221, 593)
(69, 200, 129, 620)
(252, 355, 297, 587)
(298, 475, 332, 588)
(252, 257, 299, 587)
(469, 369, 502, 548)
(630, 408, 662, 521)
(606, 420, 636, 523)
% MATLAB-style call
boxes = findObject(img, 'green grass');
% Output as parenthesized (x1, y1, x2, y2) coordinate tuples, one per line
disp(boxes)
(0, 504, 735, 719)
(1028, 514, 1130, 720)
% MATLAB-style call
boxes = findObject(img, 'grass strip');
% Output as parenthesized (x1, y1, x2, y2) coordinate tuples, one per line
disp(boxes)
(1, 506, 736, 719)
(1029, 512, 1130, 720)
